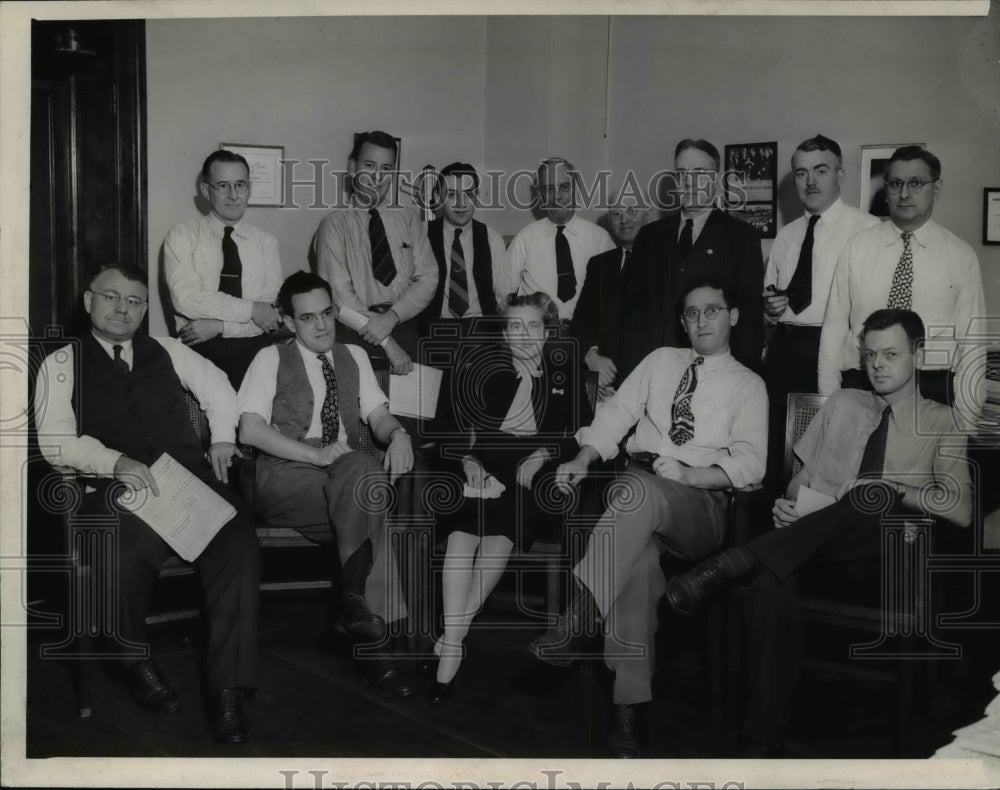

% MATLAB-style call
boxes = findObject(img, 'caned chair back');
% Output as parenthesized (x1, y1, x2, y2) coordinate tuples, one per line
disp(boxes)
(784, 393, 828, 481)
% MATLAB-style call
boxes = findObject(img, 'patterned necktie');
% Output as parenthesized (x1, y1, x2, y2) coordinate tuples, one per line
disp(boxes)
(554, 225, 576, 303)
(112, 344, 130, 374)
(668, 356, 704, 445)
(318, 354, 340, 446)
(786, 213, 820, 314)
(219, 226, 243, 297)
(857, 405, 892, 478)
(448, 228, 470, 318)
(886, 231, 914, 309)
(678, 218, 694, 256)
(368, 208, 397, 287)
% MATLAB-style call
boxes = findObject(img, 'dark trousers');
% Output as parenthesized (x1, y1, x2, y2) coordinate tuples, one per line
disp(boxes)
(742, 486, 904, 740)
(83, 476, 260, 693)
(191, 332, 287, 389)
(764, 325, 821, 488)
(841, 367, 954, 408)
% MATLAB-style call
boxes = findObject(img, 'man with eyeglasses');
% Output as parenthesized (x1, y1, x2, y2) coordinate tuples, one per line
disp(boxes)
(315, 130, 437, 376)
(572, 189, 652, 394)
(504, 157, 615, 323)
(164, 150, 285, 388)
(238, 271, 415, 698)
(35, 263, 260, 744)
(761, 135, 880, 489)
(528, 276, 767, 758)
(818, 146, 986, 427)
(623, 138, 765, 372)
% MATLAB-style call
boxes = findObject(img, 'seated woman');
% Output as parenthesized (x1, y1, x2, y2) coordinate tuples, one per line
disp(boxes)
(428, 291, 592, 702)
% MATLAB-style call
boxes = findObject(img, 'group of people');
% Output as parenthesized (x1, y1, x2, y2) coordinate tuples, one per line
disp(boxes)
(34, 129, 984, 758)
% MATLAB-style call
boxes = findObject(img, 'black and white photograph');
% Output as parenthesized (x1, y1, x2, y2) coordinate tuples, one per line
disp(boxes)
(3, 2, 1000, 789)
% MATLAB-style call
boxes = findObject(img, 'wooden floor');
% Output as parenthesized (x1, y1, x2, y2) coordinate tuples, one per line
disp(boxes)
(25, 586, 997, 760)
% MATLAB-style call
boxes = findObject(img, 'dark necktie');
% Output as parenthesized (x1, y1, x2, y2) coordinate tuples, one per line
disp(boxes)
(219, 226, 243, 298)
(448, 228, 470, 318)
(368, 208, 397, 287)
(668, 356, 704, 445)
(887, 231, 914, 309)
(786, 213, 820, 314)
(318, 354, 340, 446)
(555, 225, 576, 303)
(620, 248, 632, 274)
(112, 344, 129, 374)
(678, 218, 694, 256)
(857, 405, 892, 478)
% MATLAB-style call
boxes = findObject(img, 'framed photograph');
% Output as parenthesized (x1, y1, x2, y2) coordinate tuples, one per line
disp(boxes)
(219, 142, 285, 206)
(984, 188, 1000, 245)
(859, 143, 924, 218)
(724, 141, 778, 239)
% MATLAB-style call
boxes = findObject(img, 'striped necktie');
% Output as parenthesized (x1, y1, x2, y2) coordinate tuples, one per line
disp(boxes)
(368, 208, 397, 287)
(668, 356, 704, 445)
(448, 228, 470, 318)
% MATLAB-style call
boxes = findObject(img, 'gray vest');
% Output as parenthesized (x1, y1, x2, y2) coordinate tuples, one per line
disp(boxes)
(270, 340, 361, 450)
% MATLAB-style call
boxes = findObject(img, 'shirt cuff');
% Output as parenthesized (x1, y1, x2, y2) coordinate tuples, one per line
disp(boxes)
(576, 427, 619, 461)
(713, 454, 749, 490)
(95, 448, 126, 478)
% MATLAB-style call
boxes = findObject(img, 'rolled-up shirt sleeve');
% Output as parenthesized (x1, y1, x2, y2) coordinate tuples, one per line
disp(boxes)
(710, 374, 768, 489)
(236, 346, 280, 425)
(156, 337, 238, 445)
(347, 345, 389, 421)
(34, 344, 123, 476)
(576, 353, 649, 460)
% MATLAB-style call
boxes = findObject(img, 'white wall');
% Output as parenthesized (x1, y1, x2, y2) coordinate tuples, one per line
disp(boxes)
(146, 11, 1000, 335)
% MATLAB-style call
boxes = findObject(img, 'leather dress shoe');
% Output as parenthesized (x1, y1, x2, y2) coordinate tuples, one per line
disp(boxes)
(361, 657, 415, 698)
(209, 688, 248, 745)
(429, 676, 457, 705)
(125, 659, 180, 714)
(528, 591, 601, 667)
(666, 558, 729, 614)
(608, 703, 640, 758)
(340, 593, 387, 643)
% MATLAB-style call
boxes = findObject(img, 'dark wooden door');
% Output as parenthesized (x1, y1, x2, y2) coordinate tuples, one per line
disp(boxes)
(30, 20, 147, 336)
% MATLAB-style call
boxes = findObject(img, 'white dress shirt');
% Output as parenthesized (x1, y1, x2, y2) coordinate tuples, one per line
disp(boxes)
(238, 341, 387, 443)
(439, 219, 508, 318)
(164, 214, 283, 337)
(818, 218, 986, 421)
(505, 214, 615, 319)
(577, 346, 768, 489)
(764, 197, 880, 327)
(35, 333, 239, 477)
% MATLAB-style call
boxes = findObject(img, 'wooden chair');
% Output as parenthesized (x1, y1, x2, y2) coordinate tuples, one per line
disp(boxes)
(725, 391, 959, 754)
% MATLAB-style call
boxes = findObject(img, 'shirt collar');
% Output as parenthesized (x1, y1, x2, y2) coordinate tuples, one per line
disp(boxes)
(871, 387, 918, 426)
(886, 217, 935, 249)
(443, 218, 474, 238)
(296, 340, 332, 366)
(808, 196, 845, 226)
(544, 214, 579, 235)
(679, 208, 713, 237)
(512, 352, 542, 379)
(690, 346, 733, 370)
(207, 212, 247, 238)
(91, 332, 133, 359)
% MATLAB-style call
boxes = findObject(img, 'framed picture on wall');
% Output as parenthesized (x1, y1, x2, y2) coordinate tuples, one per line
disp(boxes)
(984, 188, 1000, 245)
(220, 143, 285, 206)
(352, 132, 403, 206)
(859, 143, 924, 218)
(724, 141, 777, 239)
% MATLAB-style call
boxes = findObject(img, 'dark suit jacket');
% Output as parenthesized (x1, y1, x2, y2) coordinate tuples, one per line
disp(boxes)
(621, 209, 765, 373)
(572, 246, 628, 381)
(435, 341, 592, 477)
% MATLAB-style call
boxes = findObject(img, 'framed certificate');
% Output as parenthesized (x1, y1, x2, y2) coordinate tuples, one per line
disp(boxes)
(219, 143, 285, 206)
(984, 188, 1000, 245)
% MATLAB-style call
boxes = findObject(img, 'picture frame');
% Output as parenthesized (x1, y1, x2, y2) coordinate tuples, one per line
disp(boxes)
(858, 143, 924, 218)
(219, 142, 285, 206)
(724, 141, 777, 239)
(984, 188, 1000, 245)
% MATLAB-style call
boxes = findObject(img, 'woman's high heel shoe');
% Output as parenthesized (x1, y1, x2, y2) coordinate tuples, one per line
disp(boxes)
(429, 675, 457, 705)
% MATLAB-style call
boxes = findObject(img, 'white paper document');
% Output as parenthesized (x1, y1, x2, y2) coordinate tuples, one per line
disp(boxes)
(389, 363, 442, 420)
(116, 453, 236, 562)
(794, 484, 836, 516)
(463, 474, 506, 500)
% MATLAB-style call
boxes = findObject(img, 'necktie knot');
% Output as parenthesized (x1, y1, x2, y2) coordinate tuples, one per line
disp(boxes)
(112, 344, 129, 374)
(807, 213, 820, 229)
(223, 225, 234, 238)
(692, 355, 704, 367)
(556, 225, 566, 234)
(368, 208, 379, 219)
(454, 228, 462, 238)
